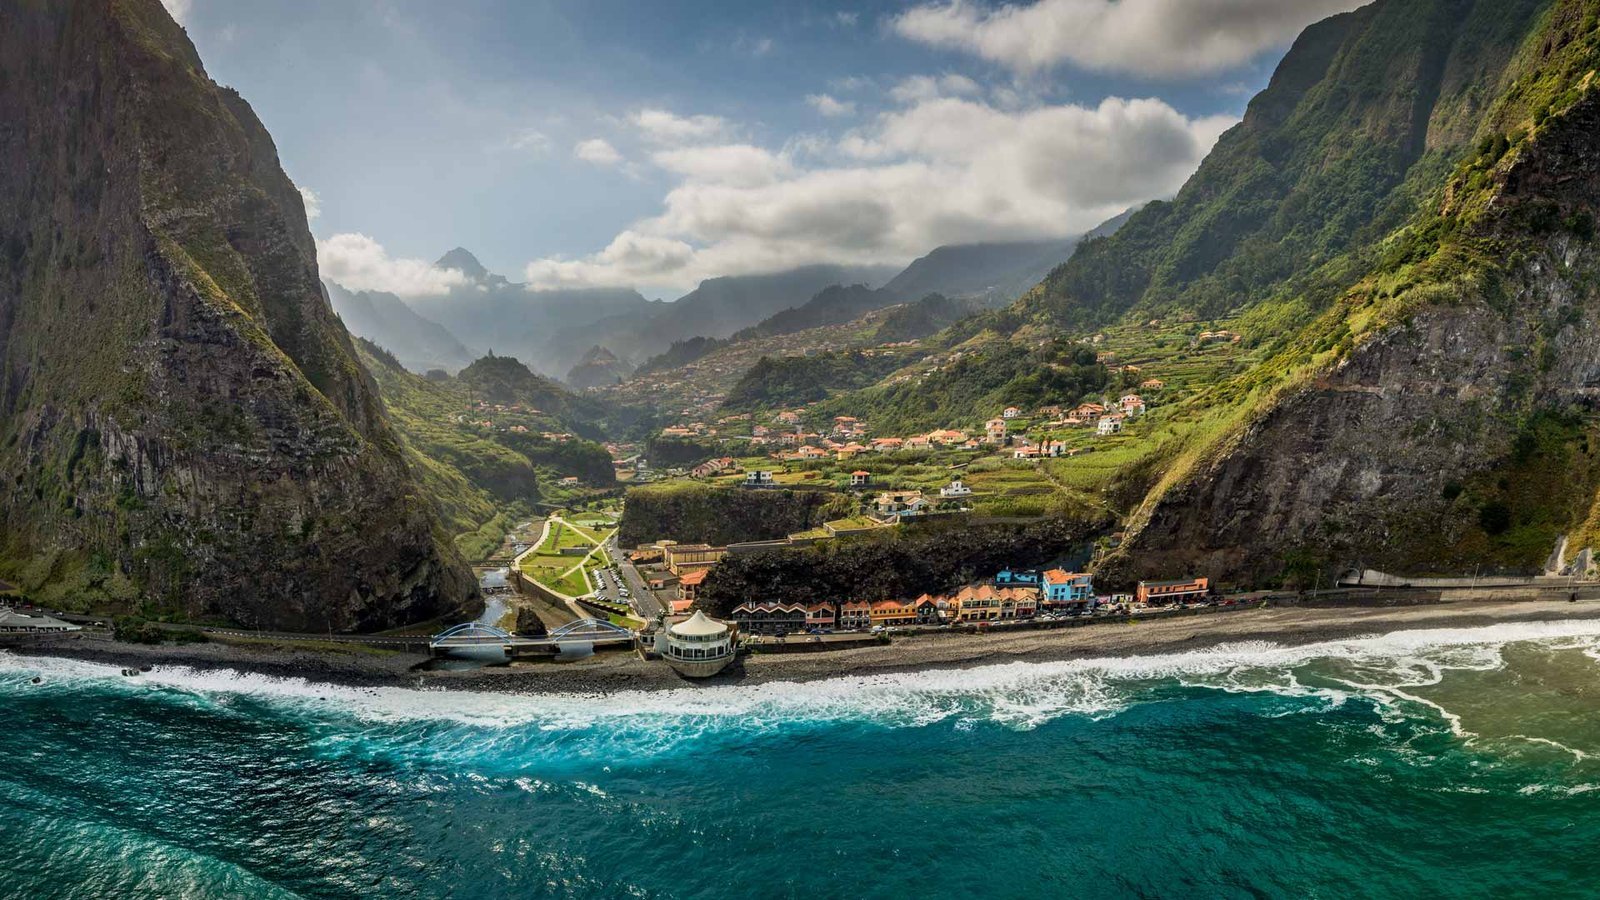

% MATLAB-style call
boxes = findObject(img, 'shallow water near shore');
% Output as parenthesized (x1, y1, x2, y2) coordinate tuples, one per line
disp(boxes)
(6, 619, 1600, 898)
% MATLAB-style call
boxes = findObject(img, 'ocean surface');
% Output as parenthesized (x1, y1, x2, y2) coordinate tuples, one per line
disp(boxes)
(6, 621, 1600, 899)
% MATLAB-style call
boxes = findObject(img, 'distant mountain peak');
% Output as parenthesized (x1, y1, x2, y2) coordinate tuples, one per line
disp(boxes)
(435, 247, 488, 280)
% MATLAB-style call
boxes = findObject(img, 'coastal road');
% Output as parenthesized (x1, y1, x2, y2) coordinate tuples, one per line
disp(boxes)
(615, 540, 664, 620)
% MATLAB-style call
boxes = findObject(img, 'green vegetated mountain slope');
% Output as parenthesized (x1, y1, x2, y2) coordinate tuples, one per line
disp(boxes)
(454, 353, 655, 439)
(1016, 0, 1555, 332)
(352, 341, 618, 559)
(809, 337, 1111, 435)
(0, 0, 477, 628)
(1016, 0, 1600, 587)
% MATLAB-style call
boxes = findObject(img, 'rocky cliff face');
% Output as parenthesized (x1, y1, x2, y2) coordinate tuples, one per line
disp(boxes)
(1111, 3, 1600, 586)
(0, 0, 478, 629)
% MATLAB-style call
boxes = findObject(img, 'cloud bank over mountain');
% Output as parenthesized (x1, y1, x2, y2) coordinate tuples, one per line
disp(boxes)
(891, 0, 1366, 77)
(517, 92, 1232, 292)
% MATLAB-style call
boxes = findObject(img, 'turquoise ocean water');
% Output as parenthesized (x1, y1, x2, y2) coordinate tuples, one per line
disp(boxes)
(6, 619, 1600, 898)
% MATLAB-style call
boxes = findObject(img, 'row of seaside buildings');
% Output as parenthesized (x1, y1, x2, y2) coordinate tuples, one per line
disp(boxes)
(726, 569, 1211, 635)
(631, 541, 1212, 627)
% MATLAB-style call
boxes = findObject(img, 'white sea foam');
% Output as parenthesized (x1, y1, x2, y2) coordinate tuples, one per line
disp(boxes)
(6, 618, 1600, 735)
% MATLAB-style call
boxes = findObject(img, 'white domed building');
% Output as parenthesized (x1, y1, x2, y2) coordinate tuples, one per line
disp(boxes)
(655, 610, 735, 678)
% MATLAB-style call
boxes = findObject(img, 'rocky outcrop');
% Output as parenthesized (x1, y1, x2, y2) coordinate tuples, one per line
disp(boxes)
(0, 0, 478, 629)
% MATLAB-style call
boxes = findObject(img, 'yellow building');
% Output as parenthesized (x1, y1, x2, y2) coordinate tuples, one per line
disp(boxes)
(663, 543, 727, 575)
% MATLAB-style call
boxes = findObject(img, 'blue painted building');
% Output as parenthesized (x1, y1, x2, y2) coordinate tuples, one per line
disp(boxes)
(995, 568, 1040, 587)
(1042, 569, 1095, 608)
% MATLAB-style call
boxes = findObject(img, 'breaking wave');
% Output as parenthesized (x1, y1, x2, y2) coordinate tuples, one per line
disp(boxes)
(7, 619, 1600, 759)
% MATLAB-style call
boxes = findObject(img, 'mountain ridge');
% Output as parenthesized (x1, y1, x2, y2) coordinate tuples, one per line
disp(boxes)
(0, 0, 477, 628)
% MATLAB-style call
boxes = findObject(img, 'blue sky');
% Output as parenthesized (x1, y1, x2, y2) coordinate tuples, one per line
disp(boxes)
(165, 0, 1365, 297)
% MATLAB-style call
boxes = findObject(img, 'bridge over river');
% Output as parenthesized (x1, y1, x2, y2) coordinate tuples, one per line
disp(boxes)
(428, 618, 637, 659)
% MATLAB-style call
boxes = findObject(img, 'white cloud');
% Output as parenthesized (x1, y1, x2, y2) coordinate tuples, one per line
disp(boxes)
(573, 137, 624, 166)
(806, 94, 857, 117)
(631, 108, 729, 144)
(297, 186, 321, 221)
(887, 73, 982, 105)
(316, 233, 471, 297)
(891, 0, 1366, 77)
(509, 128, 552, 153)
(521, 93, 1233, 292)
(160, 0, 192, 24)
(650, 144, 793, 187)
(524, 231, 695, 291)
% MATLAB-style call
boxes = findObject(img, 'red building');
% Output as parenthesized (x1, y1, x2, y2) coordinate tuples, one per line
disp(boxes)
(1136, 577, 1210, 605)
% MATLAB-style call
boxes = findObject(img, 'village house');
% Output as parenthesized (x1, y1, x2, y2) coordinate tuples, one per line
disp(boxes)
(838, 600, 873, 629)
(676, 568, 709, 604)
(905, 435, 932, 450)
(836, 442, 868, 459)
(691, 457, 736, 479)
(805, 602, 836, 631)
(663, 543, 727, 575)
(1136, 577, 1211, 605)
(1097, 415, 1124, 436)
(559, 475, 580, 486)
(939, 479, 973, 498)
(796, 446, 828, 460)
(994, 568, 1039, 587)
(1140, 379, 1166, 390)
(869, 599, 919, 627)
(1119, 394, 1146, 415)
(1036, 405, 1063, 418)
(775, 411, 802, 425)
(730, 601, 808, 635)
(947, 585, 1039, 621)
(1014, 445, 1042, 460)
(1041, 569, 1095, 610)
(871, 437, 904, 452)
(850, 470, 871, 487)
(985, 418, 1008, 443)
(1002, 406, 1021, 419)
(744, 470, 775, 487)
(874, 490, 931, 519)
(661, 426, 694, 437)
(926, 429, 969, 445)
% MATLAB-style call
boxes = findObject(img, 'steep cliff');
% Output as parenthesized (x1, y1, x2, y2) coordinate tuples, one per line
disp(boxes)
(0, 0, 478, 628)
(1106, 0, 1600, 586)
(1017, 0, 1553, 330)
